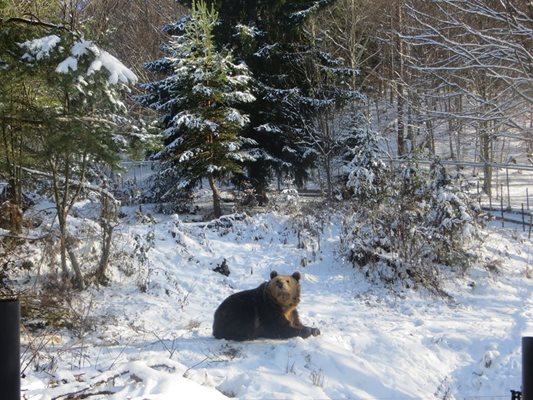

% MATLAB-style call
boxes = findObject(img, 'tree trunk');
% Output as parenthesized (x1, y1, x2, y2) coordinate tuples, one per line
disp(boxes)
(96, 224, 114, 285)
(395, 1, 406, 156)
(325, 156, 332, 200)
(58, 213, 70, 278)
(426, 117, 435, 154)
(448, 121, 455, 160)
(480, 123, 493, 196)
(67, 243, 84, 290)
(96, 188, 115, 285)
(455, 95, 463, 168)
(424, 96, 435, 154)
(57, 211, 83, 289)
(319, 112, 334, 200)
(407, 103, 415, 153)
(208, 173, 222, 218)
(2, 124, 23, 233)
(397, 83, 406, 156)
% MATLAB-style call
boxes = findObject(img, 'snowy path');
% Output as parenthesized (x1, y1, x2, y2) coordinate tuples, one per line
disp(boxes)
(22, 212, 532, 399)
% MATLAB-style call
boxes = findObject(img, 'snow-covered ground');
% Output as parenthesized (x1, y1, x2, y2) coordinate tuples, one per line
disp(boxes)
(17, 202, 533, 399)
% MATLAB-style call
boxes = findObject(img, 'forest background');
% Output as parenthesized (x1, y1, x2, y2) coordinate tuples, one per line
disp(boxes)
(0, 1, 532, 398)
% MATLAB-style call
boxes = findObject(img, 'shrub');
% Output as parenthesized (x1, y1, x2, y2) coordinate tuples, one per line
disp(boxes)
(342, 157, 483, 293)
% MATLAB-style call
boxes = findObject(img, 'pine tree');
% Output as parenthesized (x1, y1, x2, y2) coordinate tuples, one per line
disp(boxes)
(139, 0, 255, 218)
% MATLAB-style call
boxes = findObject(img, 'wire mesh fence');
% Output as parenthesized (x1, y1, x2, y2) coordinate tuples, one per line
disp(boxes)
(112, 159, 533, 235)
(386, 159, 533, 236)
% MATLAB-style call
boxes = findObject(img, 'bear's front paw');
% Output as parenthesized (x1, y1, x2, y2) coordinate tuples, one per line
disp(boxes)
(301, 327, 320, 338)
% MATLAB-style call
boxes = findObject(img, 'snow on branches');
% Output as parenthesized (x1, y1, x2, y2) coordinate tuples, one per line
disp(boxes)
(19, 35, 137, 85)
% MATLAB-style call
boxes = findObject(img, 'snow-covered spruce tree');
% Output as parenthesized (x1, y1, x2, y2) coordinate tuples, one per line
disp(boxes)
(425, 159, 482, 267)
(344, 110, 388, 206)
(1, 17, 137, 288)
(178, 0, 351, 200)
(245, 0, 357, 196)
(139, 0, 255, 218)
(343, 155, 482, 294)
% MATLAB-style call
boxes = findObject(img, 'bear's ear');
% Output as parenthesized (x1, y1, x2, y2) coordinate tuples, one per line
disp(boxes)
(292, 272, 301, 281)
(270, 271, 278, 279)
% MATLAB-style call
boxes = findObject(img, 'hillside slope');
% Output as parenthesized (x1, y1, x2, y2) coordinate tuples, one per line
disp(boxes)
(19, 207, 532, 399)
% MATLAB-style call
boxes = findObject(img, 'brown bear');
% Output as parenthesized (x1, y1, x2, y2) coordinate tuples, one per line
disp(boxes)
(212, 271, 320, 341)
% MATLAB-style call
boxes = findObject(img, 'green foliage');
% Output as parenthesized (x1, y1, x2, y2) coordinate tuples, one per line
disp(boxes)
(175, 0, 344, 195)
(1, 35, 118, 205)
(1, 23, 136, 174)
(140, 0, 255, 215)
(0, 16, 137, 284)
(172, 0, 255, 179)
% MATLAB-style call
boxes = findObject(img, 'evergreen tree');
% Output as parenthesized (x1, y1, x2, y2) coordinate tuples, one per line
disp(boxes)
(343, 155, 481, 292)
(345, 111, 388, 206)
(0, 15, 137, 287)
(177, 0, 357, 201)
(139, 0, 255, 218)
(426, 159, 481, 266)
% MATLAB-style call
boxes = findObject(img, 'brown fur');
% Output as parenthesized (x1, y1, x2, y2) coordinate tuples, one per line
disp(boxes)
(266, 272, 301, 310)
(212, 270, 320, 341)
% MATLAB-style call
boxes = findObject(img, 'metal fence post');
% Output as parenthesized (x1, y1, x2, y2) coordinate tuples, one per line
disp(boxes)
(0, 297, 20, 400)
(501, 185, 505, 227)
(506, 167, 511, 209)
(522, 204, 526, 232)
(524, 337, 533, 400)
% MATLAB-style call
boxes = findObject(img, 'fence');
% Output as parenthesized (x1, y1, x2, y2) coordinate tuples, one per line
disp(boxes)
(106, 160, 160, 205)
(112, 159, 533, 234)
(114, 160, 160, 190)
(388, 159, 533, 236)
(461, 161, 532, 236)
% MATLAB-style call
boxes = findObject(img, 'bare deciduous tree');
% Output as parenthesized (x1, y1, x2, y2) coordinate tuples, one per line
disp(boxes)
(403, 0, 533, 194)
(79, 0, 186, 84)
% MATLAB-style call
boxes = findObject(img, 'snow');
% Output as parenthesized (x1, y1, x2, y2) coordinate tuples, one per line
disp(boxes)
(192, 83, 213, 96)
(55, 56, 77, 73)
(20, 35, 137, 85)
(179, 150, 195, 163)
(17, 201, 532, 399)
(174, 112, 204, 129)
(228, 90, 255, 103)
(225, 108, 249, 126)
(85, 44, 138, 84)
(235, 24, 262, 39)
(225, 142, 238, 152)
(20, 35, 61, 61)
(256, 123, 282, 133)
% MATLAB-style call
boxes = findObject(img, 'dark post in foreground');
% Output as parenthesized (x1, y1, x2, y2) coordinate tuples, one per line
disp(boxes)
(0, 297, 20, 400)
(524, 337, 533, 400)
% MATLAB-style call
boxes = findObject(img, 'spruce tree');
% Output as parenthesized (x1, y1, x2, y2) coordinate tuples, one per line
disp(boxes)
(178, 0, 358, 200)
(139, 0, 255, 218)
(345, 111, 387, 206)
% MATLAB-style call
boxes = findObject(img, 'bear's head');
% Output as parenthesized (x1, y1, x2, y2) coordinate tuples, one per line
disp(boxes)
(266, 271, 301, 309)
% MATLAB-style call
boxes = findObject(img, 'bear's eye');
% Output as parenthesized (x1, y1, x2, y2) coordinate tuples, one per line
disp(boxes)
(276, 281, 283, 289)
